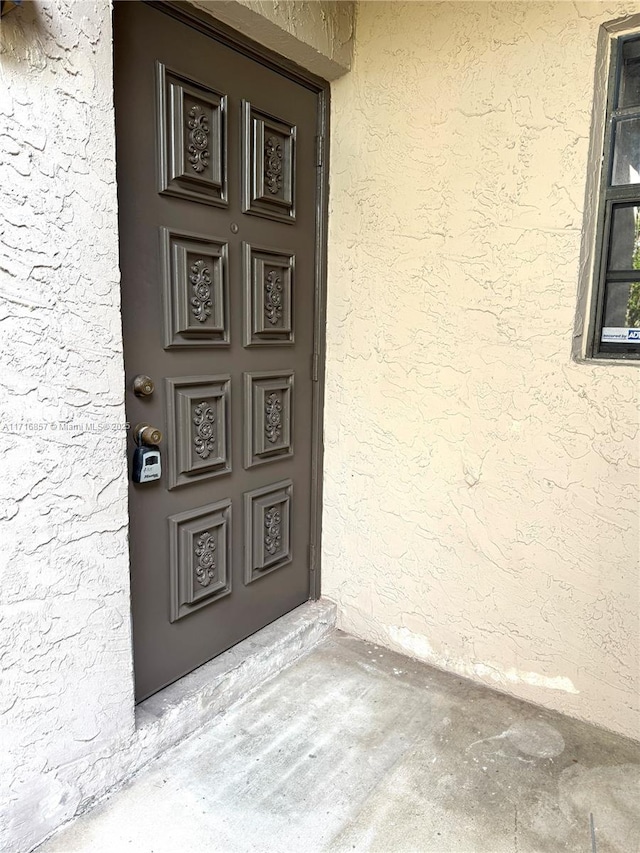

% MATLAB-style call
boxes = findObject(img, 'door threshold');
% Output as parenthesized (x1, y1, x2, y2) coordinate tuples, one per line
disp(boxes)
(135, 599, 336, 741)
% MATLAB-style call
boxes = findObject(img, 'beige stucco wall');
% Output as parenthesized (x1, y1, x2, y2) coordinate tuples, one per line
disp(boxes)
(193, 0, 354, 79)
(324, 0, 640, 741)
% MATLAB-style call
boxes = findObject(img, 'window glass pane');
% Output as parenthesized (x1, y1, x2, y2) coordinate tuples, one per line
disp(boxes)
(600, 280, 640, 344)
(607, 204, 640, 270)
(618, 38, 640, 109)
(612, 117, 640, 184)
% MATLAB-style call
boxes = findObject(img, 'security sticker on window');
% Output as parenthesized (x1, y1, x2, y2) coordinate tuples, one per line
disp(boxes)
(601, 327, 640, 343)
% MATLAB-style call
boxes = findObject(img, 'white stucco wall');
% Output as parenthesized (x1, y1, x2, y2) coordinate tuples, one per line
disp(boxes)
(324, 0, 640, 742)
(0, 2, 134, 850)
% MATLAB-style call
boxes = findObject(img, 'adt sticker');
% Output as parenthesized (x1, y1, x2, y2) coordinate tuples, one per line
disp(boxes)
(601, 327, 640, 343)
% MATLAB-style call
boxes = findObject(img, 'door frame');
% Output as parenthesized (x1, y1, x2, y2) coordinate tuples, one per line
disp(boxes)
(135, 0, 330, 601)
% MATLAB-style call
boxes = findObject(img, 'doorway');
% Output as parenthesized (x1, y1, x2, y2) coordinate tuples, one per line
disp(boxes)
(113, 0, 327, 701)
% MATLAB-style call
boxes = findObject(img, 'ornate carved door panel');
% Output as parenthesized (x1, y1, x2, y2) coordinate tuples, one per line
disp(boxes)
(114, 2, 322, 701)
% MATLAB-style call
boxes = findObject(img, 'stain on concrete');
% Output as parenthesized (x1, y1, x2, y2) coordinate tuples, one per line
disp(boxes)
(505, 719, 566, 758)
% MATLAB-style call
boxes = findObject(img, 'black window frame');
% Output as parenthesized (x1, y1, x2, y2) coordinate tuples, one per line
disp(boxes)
(590, 32, 640, 360)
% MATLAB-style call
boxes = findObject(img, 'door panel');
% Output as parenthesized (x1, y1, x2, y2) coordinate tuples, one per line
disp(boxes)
(160, 228, 230, 348)
(157, 63, 227, 206)
(114, 1, 319, 701)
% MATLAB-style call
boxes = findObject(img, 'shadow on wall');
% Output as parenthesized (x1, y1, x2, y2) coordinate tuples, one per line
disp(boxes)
(0, 1, 47, 67)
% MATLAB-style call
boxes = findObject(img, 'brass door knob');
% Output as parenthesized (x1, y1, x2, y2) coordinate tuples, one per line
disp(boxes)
(133, 374, 155, 397)
(135, 423, 163, 446)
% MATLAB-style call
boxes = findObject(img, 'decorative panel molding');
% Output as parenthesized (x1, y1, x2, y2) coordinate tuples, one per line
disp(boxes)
(161, 228, 229, 348)
(244, 371, 294, 468)
(168, 499, 232, 622)
(243, 480, 293, 584)
(166, 375, 231, 489)
(243, 243, 294, 346)
(242, 101, 296, 223)
(157, 63, 227, 206)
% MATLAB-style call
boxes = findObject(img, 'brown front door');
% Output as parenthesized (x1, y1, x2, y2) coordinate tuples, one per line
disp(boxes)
(114, 2, 322, 701)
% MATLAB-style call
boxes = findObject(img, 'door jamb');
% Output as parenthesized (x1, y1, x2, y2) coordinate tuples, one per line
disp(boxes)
(143, 0, 329, 600)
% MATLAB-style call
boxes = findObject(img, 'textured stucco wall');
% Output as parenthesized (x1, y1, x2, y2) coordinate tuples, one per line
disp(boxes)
(192, 0, 354, 79)
(0, 2, 134, 850)
(324, 1, 640, 741)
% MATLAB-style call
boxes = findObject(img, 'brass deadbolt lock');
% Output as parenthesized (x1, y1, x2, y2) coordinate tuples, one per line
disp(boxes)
(133, 374, 155, 397)
(134, 423, 163, 446)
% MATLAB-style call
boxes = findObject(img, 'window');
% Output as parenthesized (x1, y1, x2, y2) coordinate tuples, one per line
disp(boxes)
(590, 34, 640, 359)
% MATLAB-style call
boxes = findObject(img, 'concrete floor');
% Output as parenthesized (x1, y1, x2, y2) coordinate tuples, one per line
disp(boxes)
(39, 631, 640, 853)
